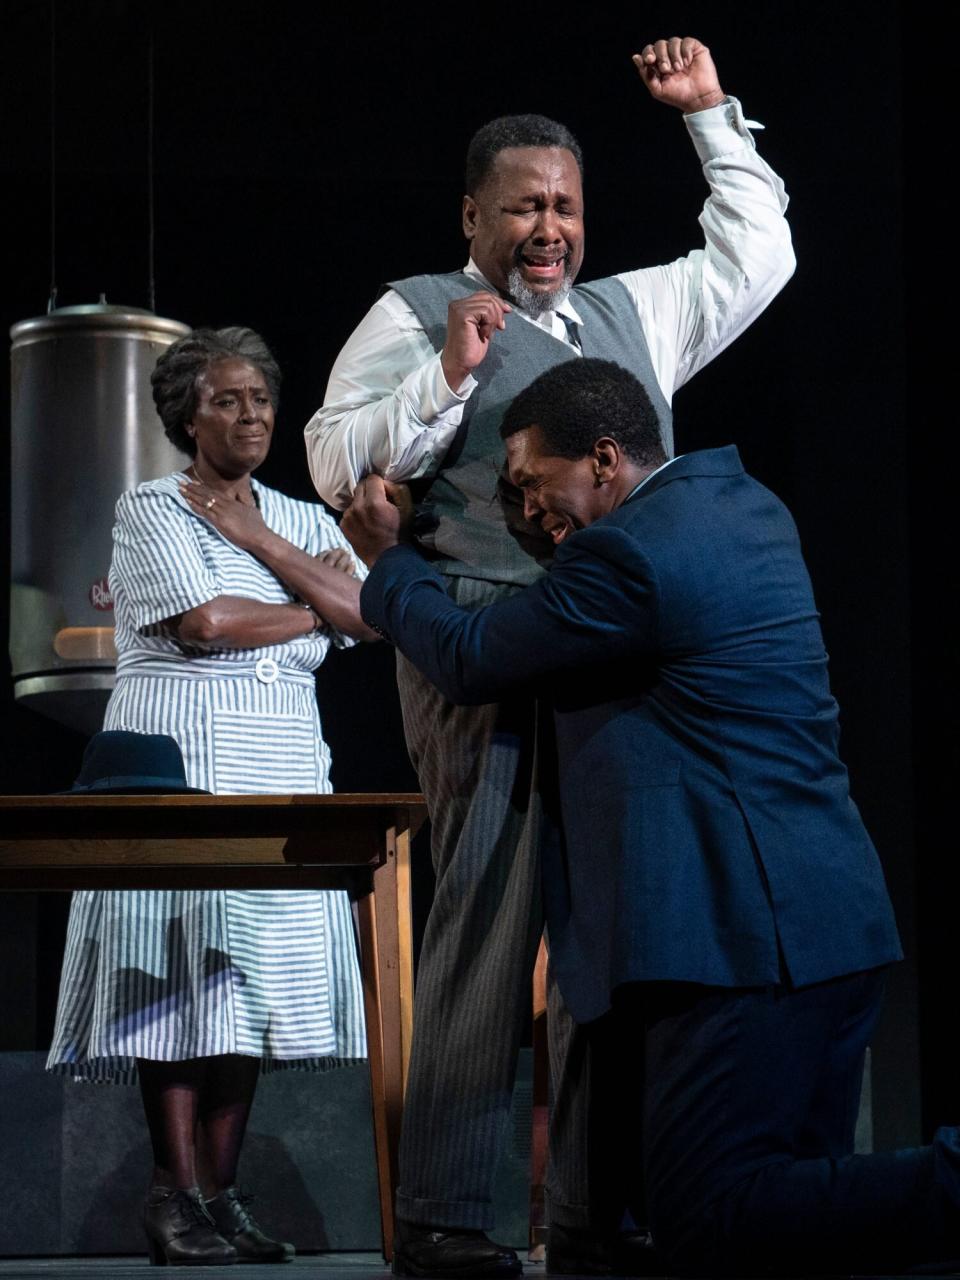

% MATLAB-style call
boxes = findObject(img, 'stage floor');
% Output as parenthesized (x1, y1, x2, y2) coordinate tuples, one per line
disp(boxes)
(0, 1257, 389, 1279)
(0, 1256, 386, 1279)
(0, 1254, 948, 1279)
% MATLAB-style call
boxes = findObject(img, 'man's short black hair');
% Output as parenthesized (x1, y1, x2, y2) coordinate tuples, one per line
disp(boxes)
(500, 358, 666, 467)
(465, 114, 584, 195)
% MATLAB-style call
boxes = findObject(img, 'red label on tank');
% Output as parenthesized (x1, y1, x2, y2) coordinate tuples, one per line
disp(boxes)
(89, 578, 114, 610)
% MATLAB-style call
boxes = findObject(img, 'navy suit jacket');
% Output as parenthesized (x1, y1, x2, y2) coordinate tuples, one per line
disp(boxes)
(361, 446, 902, 1023)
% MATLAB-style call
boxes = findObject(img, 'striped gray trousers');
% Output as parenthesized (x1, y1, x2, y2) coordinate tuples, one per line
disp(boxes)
(394, 578, 613, 1232)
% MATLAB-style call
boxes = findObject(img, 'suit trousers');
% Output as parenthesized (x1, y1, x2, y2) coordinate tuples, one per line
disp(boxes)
(545, 971, 647, 1234)
(393, 573, 547, 1229)
(548, 969, 960, 1275)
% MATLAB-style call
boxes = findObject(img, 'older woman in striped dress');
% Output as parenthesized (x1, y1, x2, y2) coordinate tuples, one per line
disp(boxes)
(47, 327, 376, 1266)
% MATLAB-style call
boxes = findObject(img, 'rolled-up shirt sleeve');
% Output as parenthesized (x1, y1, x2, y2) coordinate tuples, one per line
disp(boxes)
(616, 95, 795, 399)
(306, 292, 476, 509)
(111, 489, 220, 630)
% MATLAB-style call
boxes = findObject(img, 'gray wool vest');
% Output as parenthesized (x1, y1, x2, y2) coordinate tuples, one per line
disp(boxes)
(389, 271, 673, 587)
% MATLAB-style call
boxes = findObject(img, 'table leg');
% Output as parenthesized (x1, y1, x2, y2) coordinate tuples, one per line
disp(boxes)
(358, 815, 414, 1261)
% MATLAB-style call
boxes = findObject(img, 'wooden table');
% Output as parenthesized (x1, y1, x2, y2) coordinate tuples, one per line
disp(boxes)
(0, 792, 427, 1260)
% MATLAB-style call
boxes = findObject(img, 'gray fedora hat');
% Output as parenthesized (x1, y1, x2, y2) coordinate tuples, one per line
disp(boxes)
(65, 731, 209, 795)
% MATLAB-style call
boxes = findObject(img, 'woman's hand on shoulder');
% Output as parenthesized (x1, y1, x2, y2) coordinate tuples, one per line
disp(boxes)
(179, 477, 269, 554)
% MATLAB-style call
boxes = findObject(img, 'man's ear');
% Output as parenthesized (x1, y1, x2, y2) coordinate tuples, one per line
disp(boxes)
(592, 437, 621, 483)
(462, 195, 478, 241)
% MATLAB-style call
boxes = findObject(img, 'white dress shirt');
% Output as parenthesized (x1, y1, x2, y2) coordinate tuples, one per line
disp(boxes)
(307, 97, 795, 510)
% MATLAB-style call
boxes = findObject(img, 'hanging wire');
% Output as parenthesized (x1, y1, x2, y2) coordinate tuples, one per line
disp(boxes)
(147, 21, 156, 313)
(47, 0, 58, 313)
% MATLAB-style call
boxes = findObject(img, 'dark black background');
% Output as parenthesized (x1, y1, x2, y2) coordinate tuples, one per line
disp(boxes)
(1, 1, 952, 1145)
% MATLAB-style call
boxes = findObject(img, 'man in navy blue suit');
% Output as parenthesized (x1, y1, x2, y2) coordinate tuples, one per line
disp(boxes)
(342, 359, 959, 1276)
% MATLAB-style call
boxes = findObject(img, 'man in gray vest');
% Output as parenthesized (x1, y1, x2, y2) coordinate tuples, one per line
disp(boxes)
(307, 35, 795, 1277)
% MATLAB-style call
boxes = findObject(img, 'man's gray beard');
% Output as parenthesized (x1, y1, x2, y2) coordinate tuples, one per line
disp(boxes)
(507, 265, 573, 317)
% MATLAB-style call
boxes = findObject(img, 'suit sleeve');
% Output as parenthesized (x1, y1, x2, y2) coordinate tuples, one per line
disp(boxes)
(361, 526, 659, 705)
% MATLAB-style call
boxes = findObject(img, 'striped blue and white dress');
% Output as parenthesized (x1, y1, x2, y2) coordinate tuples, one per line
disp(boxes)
(47, 473, 367, 1082)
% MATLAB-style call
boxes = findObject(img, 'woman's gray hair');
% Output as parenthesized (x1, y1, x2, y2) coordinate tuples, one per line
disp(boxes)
(151, 326, 282, 457)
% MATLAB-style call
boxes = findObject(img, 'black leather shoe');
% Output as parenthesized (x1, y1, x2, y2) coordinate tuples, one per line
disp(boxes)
(144, 1185, 237, 1266)
(206, 1185, 295, 1263)
(546, 1223, 666, 1276)
(393, 1220, 523, 1277)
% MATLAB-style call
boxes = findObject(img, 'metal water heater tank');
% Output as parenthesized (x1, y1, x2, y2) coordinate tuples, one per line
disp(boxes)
(10, 304, 190, 734)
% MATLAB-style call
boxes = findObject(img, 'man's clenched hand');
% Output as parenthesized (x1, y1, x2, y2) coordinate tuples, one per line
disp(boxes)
(633, 37, 725, 115)
(440, 291, 512, 392)
(342, 476, 412, 567)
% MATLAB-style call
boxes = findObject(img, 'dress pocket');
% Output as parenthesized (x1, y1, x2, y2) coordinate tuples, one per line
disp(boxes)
(210, 708, 323, 794)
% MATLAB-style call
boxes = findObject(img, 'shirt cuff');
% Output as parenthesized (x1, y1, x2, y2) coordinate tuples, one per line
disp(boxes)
(417, 350, 476, 414)
(684, 95, 760, 163)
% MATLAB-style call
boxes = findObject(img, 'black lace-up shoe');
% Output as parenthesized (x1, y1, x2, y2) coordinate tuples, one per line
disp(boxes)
(393, 1220, 523, 1277)
(546, 1224, 666, 1276)
(143, 1185, 237, 1266)
(206, 1185, 295, 1263)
